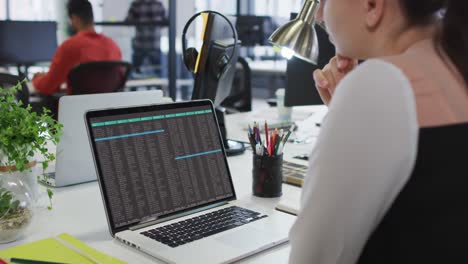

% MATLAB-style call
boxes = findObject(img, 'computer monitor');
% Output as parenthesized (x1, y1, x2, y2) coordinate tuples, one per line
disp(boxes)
(235, 15, 275, 47)
(190, 13, 243, 156)
(0, 21, 57, 65)
(192, 40, 238, 106)
(191, 13, 238, 106)
(284, 13, 335, 107)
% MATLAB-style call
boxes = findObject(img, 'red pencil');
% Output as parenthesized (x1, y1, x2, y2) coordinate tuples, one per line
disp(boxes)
(265, 121, 269, 154)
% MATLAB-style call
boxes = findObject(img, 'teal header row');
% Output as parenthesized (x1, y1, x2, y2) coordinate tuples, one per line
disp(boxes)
(92, 109, 213, 127)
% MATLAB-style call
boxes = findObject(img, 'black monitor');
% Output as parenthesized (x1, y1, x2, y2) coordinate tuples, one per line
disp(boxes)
(192, 40, 238, 106)
(191, 13, 244, 156)
(235, 15, 274, 47)
(192, 13, 238, 106)
(0, 21, 57, 65)
(284, 13, 335, 107)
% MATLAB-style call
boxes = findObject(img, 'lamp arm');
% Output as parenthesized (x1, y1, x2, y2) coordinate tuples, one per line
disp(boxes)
(298, 0, 321, 25)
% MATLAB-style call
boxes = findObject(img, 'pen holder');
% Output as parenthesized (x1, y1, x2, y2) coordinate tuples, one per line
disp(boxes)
(252, 154, 283, 198)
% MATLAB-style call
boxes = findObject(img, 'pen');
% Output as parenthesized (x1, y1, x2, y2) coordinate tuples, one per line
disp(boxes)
(256, 144, 264, 156)
(274, 132, 281, 156)
(256, 123, 262, 146)
(277, 141, 284, 155)
(264, 121, 269, 153)
(9, 258, 68, 264)
(282, 124, 295, 144)
(270, 134, 275, 156)
(253, 123, 259, 144)
(271, 129, 278, 156)
(247, 133, 256, 152)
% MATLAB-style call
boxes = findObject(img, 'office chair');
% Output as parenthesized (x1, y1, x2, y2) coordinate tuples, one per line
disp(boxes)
(221, 57, 252, 113)
(0, 73, 29, 106)
(68, 61, 132, 95)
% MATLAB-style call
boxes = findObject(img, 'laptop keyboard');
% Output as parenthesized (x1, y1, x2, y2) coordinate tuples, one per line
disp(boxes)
(140, 206, 267, 248)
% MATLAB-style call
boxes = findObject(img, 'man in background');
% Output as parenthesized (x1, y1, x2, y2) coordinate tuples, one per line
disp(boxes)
(126, 0, 166, 76)
(33, 0, 122, 95)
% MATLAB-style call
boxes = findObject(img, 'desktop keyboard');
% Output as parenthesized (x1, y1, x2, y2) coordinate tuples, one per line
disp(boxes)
(141, 206, 267, 248)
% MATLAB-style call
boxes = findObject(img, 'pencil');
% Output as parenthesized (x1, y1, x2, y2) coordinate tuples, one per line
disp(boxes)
(9, 258, 67, 264)
(264, 121, 269, 152)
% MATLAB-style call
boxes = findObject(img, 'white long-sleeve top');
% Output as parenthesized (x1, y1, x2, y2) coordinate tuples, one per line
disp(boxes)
(288, 59, 420, 264)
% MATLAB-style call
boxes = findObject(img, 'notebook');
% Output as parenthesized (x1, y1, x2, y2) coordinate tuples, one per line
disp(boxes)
(0, 233, 125, 264)
(282, 160, 307, 187)
(40, 90, 165, 187)
(85, 100, 296, 264)
(275, 190, 301, 216)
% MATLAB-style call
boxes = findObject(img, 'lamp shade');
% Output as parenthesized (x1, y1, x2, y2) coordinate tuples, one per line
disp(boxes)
(268, 0, 320, 64)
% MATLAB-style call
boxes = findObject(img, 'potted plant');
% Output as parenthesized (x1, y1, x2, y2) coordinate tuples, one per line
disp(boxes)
(0, 84, 62, 243)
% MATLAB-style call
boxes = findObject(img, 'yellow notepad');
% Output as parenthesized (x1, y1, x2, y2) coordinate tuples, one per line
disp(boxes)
(0, 233, 126, 264)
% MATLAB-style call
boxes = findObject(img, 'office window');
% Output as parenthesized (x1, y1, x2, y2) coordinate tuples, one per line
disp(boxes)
(191, 0, 236, 54)
(195, 0, 236, 14)
(7, 0, 102, 21)
(254, 0, 302, 18)
(9, 0, 56, 20)
(0, 0, 5, 20)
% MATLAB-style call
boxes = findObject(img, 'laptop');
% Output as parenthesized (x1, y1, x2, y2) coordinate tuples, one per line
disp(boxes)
(42, 90, 165, 187)
(85, 100, 295, 264)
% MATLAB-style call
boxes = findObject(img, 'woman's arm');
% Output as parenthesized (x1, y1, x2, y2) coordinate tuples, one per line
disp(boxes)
(289, 60, 419, 264)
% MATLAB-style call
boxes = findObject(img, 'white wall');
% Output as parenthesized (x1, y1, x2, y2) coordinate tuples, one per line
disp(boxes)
(100, 0, 133, 62)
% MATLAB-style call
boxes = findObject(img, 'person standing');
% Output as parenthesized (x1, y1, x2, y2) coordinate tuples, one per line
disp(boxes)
(126, 0, 166, 75)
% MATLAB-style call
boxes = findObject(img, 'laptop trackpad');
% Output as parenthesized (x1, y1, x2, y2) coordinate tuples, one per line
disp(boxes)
(215, 226, 277, 251)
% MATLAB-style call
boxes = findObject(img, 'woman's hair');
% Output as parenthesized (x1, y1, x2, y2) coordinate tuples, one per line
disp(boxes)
(400, 0, 468, 86)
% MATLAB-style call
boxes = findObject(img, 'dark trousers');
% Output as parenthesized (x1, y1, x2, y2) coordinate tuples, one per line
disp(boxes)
(132, 49, 161, 73)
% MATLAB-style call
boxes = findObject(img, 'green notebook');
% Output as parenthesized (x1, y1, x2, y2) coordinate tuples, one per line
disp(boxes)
(0, 233, 126, 264)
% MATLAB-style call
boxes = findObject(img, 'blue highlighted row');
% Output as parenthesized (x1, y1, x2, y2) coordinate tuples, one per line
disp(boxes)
(175, 149, 222, 160)
(95, 129, 165, 142)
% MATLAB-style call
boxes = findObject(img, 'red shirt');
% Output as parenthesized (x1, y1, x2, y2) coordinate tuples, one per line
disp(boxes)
(32, 31, 122, 95)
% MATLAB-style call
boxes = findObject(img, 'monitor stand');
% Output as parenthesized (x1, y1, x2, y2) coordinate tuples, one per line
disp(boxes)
(216, 107, 245, 156)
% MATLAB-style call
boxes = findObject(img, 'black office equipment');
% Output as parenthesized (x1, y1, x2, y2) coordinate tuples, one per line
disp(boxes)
(68, 61, 132, 95)
(192, 40, 238, 105)
(222, 56, 252, 112)
(183, 11, 245, 156)
(284, 13, 335, 107)
(0, 21, 57, 65)
(235, 15, 275, 47)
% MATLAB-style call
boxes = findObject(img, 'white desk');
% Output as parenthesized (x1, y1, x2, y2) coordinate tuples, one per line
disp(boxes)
(225, 105, 327, 167)
(247, 60, 287, 75)
(26, 78, 193, 95)
(125, 78, 193, 89)
(0, 106, 327, 263)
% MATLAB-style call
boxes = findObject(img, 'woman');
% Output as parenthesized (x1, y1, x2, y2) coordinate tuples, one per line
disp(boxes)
(289, 0, 468, 263)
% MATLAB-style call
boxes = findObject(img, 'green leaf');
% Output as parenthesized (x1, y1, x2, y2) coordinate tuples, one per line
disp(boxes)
(0, 83, 61, 212)
(11, 200, 20, 210)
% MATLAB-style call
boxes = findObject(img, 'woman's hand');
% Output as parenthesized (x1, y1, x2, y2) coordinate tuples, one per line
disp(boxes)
(313, 55, 358, 105)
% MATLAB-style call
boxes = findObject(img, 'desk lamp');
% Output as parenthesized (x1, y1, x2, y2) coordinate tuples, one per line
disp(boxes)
(268, 0, 322, 64)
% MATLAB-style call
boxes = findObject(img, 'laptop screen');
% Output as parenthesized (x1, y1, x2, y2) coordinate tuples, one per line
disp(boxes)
(86, 100, 236, 234)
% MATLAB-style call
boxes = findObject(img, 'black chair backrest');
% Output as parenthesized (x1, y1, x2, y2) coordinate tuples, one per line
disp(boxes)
(221, 56, 252, 112)
(0, 73, 29, 106)
(68, 61, 132, 95)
